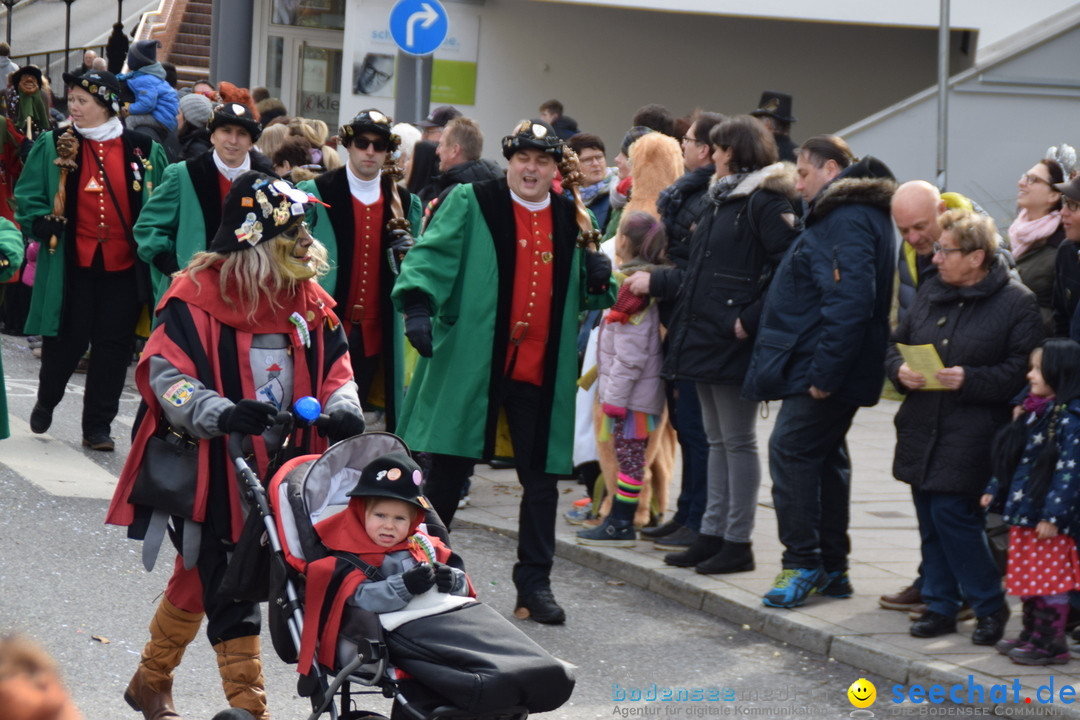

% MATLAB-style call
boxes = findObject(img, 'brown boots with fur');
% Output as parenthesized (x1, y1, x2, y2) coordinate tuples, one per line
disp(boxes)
(125, 597, 269, 720)
(124, 596, 204, 720)
(213, 636, 269, 720)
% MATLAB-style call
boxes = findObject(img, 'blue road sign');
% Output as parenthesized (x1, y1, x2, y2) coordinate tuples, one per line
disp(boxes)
(389, 0, 449, 57)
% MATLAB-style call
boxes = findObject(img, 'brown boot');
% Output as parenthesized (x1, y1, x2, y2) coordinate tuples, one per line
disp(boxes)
(125, 596, 205, 720)
(214, 636, 269, 720)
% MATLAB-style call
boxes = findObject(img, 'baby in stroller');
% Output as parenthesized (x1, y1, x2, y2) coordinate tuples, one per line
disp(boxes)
(267, 434, 573, 720)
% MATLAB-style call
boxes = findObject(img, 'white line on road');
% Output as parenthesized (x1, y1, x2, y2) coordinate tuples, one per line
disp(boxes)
(1, 416, 119, 500)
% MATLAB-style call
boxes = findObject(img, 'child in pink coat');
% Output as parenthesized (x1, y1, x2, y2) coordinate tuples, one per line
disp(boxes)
(577, 210, 667, 546)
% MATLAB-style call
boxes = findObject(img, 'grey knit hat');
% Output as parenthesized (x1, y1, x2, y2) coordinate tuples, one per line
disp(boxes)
(179, 92, 213, 129)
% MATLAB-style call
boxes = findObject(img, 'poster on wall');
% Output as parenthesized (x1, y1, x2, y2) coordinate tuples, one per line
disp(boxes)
(343, 0, 479, 109)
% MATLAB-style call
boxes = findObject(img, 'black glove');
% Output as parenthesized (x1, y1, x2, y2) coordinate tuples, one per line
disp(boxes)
(403, 296, 434, 358)
(402, 562, 435, 595)
(434, 563, 455, 593)
(32, 215, 66, 243)
(217, 399, 278, 436)
(318, 408, 365, 443)
(389, 227, 414, 256)
(152, 251, 180, 276)
(585, 249, 612, 294)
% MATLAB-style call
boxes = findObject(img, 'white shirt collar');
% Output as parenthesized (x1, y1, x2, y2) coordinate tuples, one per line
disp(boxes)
(510, 189, 551, 212)
(212, 150, 251, 181)
(346, 164, 382, 205)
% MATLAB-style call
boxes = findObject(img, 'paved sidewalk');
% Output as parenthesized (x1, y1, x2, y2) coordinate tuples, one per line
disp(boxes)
(455, 398, 1080, 715)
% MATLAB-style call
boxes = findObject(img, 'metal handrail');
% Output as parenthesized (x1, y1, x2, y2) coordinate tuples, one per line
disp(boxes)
(9, 45, 106, 84)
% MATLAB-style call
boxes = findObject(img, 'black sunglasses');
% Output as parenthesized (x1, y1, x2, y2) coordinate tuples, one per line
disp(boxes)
(354, 137, 389, 152)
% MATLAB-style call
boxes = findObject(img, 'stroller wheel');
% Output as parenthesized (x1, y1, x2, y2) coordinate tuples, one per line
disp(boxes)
(341, 713, 390, 720)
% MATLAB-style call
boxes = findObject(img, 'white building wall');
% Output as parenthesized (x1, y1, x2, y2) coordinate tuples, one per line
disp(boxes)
(341, 0, 972, 165)
(840, 23, 1080, 229)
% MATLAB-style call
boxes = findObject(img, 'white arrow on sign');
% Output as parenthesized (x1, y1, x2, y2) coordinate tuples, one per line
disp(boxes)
(406, 2, 440, 48)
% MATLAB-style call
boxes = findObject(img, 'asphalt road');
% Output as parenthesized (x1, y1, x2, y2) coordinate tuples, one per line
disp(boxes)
(0, 332, 896, 718)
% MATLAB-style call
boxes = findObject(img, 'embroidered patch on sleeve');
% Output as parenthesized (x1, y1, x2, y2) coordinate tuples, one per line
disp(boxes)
(162, 379, 196, 407)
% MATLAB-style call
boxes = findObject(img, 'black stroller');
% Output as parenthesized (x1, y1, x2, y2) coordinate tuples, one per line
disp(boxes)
(230, 421, 573, 720)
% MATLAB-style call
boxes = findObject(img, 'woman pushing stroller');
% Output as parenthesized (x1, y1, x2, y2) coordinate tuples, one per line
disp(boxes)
(107, 171, 365, 720)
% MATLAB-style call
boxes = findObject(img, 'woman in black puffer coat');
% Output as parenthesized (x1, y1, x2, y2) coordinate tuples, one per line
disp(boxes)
(660, 115, 800, 574)
(887, 210, 1043, 645)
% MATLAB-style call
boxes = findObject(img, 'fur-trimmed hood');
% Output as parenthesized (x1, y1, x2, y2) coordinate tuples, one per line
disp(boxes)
(709, 161, 798, 205)
(807, 155, 896, 224)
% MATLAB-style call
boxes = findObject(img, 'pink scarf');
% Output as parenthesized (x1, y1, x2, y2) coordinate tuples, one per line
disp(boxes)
(1009, 209, 1061, 259)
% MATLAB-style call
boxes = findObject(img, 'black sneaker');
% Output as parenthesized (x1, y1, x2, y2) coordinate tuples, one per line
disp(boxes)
(653, 525, 698, 550)
(82, 433, 115, 452)
(29, 403, 53, 434)
(576, 518, 636, 547)
(640, 520, 682, 539)
(514, 588, 566, 624)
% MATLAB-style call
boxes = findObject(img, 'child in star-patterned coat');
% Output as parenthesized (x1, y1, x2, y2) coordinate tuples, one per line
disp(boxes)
(983, 338, 1080, 666)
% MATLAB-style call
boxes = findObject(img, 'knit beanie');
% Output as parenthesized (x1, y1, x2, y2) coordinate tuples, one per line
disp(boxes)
(179, 92, 213, 129)
(127, 40, 159, 71)
(620, 126, 653, 157)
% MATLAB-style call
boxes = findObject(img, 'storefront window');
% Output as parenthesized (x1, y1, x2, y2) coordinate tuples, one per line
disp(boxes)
(271, 0, 346, 30)
(297, 45, 343, 126)
(266, 37, 284, 100)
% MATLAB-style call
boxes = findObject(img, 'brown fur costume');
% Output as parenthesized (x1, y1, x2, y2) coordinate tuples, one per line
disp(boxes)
(591, 132, 682, 526)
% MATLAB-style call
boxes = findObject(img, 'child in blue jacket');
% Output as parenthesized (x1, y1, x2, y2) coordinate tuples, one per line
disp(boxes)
(118, 40, 178, 138)
(983, 338, 1080, 666)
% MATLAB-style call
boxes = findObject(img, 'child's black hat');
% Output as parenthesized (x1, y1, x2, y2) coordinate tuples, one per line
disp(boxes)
(347, 452, 425, 509)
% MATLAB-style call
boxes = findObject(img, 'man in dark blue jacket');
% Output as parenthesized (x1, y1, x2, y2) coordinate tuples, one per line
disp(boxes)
(744, 135, 897, 609)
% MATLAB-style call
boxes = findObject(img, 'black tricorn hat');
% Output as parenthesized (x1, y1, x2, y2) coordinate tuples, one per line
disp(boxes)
(750, 91, 797, 124)
(63, 69, 121, 115)
(208, 171, 316, 254)
(501, 119, 564, 162)
(347, 452, 425, 509)
(208, 102, 262, 142)
(339, 108, 399, 151)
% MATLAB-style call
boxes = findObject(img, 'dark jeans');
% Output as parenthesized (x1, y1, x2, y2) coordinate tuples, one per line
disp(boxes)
(669, 378, 708, 531)
(769, 393, 858, 571)
(911, 488, 1005, 619)
(424, 381, 558, 595)
(37, 266, 139, 436)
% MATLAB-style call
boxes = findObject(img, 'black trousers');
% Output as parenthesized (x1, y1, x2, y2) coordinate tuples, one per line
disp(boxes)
(37, 266, 139, 436)
(347, 324, 381, 406)
(425, 381, 558, 595)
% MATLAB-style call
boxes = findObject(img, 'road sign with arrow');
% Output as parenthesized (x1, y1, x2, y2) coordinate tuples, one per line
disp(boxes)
(389, 0, 449, 56)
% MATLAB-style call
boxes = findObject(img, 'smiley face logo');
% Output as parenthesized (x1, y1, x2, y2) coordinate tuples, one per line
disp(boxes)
(847, 678, 876, 708)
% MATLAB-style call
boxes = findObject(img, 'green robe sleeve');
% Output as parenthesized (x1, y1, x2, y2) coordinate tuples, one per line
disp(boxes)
(392, 184, 473, 314)
(135, 161, 184, 299)
(0, 216, 23, 282)
(14, 131, 59, 239)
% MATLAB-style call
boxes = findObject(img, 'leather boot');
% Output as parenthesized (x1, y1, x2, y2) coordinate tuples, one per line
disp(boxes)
(214, 636, 269, 720)
(125, 596, 205, 720)
(695, 541, 755, 574)
(664, 534, 723, 568)
(997, 598, 1036, 656)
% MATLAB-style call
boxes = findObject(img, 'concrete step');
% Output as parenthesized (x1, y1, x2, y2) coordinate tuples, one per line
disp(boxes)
(168, 52, 209, 68)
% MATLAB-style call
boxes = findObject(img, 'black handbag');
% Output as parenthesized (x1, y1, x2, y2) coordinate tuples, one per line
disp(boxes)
(384, 602, 575, 714)
(128, 423, 199, 519)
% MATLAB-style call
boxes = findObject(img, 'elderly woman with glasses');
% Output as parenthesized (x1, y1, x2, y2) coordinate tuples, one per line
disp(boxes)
(887, 210, 1044, 647)
(1011, 158, 1066, 333)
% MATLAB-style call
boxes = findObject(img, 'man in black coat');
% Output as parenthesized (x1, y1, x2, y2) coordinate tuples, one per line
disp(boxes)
(420, 115, 502, 212)
(744, 135, 897, 610)
(750, 91, 797, 163)
(1053, 176, 1080, 338)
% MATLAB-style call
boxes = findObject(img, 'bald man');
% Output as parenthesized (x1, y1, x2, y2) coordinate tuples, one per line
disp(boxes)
(892, 181, 947, 323)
